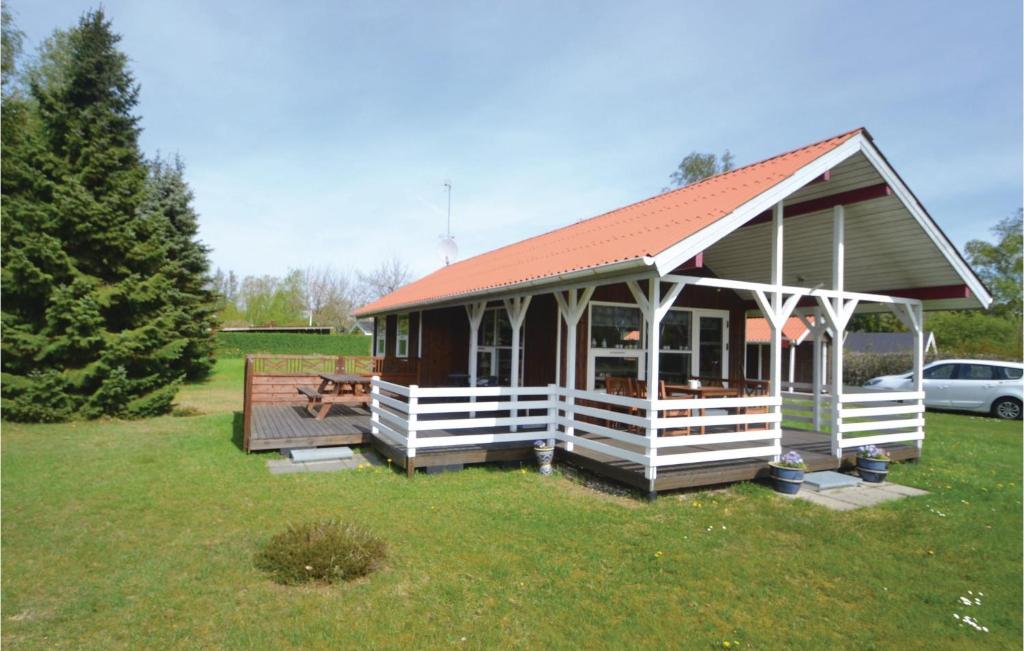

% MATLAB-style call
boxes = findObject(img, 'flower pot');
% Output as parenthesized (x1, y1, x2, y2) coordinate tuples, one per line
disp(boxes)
(769, 463, 805, 494)
(857, 456, 889, 483)
(533, 445, 555, 476)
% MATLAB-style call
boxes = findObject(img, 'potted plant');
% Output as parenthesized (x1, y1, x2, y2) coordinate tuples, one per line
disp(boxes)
(533, 439, 555, 476)
(856, 445, 891, 483)
(769, 451, 807, 494)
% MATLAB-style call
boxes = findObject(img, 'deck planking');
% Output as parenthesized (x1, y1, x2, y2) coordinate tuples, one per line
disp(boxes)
(248, 405, 371, 451)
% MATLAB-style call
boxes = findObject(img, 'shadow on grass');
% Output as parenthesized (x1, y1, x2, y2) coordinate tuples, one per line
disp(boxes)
(232, 412, 244, 452)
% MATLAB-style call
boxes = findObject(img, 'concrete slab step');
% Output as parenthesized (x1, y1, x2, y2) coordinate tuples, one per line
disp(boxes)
(803, 470, 862, 492)
(289, 446, 354, 462)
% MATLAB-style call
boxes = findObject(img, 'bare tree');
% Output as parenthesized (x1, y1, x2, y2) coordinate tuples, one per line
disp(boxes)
(354, 257, 412, 305)
(303, 266, 354, 330)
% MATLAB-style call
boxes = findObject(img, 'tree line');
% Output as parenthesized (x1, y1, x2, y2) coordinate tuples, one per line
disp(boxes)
(210, 258, 411, 331)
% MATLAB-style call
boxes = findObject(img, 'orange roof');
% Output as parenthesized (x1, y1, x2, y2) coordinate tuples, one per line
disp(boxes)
(746, 317, 813, 345)
(356, 129, 864, 316)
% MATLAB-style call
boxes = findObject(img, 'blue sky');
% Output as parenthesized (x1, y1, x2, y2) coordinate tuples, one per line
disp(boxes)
(12, 1, 1023, 281)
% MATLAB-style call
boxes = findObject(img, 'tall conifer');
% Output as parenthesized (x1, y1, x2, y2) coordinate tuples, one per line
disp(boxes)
(2, 10, 215, 420)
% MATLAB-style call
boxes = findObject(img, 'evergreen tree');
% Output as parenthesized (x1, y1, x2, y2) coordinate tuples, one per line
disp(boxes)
(141, 154, 218, 380)
(2, 10, 214, 420)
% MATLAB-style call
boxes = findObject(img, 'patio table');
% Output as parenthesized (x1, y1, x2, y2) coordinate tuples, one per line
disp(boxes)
(662, 384, 742, 434)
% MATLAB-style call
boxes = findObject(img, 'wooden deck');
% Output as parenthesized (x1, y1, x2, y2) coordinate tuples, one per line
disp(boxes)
(246, 403, 919, 493)
(560, 428, 919, 493)
(248, 405, 371, 451)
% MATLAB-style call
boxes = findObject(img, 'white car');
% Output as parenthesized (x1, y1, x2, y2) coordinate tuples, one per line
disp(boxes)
(864, 359, 1023, 420)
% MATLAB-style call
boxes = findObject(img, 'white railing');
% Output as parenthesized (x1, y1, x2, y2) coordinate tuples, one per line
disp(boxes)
(372, 378, 788, 474)
(370, 378, 556, 461)
(836, 390, 925, 449)
(649, 395, 782, 470)
(781, 381, 833, 431)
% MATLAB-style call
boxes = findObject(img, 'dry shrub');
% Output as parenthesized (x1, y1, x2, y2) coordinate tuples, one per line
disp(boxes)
(254, 519, 386, 585)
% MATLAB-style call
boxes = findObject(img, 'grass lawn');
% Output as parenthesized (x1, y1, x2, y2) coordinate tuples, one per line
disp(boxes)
(2, 360, 1021, 649)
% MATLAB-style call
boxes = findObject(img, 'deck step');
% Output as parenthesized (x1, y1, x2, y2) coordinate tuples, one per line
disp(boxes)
(803, 470, 861, 492)
(289, 446, 354, 462)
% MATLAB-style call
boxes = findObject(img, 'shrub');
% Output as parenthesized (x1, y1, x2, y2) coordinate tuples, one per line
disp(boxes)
(215, 333, 371, 357)
(254, 520, 386, 585)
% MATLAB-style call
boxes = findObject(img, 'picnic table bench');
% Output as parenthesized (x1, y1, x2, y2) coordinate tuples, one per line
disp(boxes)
(298, 373, 373, 420)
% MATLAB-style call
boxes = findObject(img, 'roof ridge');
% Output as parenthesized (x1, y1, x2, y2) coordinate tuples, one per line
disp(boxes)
(429, 128, 864, 273)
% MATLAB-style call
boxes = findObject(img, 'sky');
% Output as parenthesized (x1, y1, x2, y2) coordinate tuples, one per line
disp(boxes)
(11, 1, 1024, 282)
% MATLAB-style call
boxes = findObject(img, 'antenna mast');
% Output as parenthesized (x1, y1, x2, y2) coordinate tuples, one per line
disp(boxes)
(438, 180, 458, 266)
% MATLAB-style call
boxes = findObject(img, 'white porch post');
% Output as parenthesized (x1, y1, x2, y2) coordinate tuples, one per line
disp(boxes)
(769, 203, 785, 460)
(503, 296, 532, 431)
(787, 345, 796, 386)
(811, 308, 824, 431)
(553, 287, 594, 452)
(828, 205, 847, 458)
(912, 304, 925, 451)
(466, 302, 487, 386)
(645, 277, 661, 494)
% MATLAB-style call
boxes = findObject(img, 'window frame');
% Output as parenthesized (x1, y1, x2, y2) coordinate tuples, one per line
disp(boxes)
(395, 314, 410, 358)
(374, 317, 386, 357)
(585, 301, 729, 391)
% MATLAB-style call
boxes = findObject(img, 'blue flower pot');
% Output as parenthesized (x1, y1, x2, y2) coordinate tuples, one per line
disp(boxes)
(769, 464, 805, 494)
(857, 456, 889, 483)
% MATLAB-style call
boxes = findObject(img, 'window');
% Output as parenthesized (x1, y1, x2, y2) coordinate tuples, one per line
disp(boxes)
(1003, 366, 1023, 380)
(961, 364, 995, 380)
(589, 304, 645, 390)
(476, 307, 524, 385)
(659, 310, 692, 385)
(586, 303, 729, 390)
(923, 364, 957, 380)
(374, 318, 386, 356)
(590, 305, 643, 350)
(396, 314, 410, 358)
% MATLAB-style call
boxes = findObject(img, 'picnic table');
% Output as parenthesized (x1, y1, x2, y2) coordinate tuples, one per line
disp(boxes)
(297, 373, 372, 420)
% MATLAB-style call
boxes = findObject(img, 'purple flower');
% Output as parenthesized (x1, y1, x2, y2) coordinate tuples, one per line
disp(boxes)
(777, 450, 806, 469)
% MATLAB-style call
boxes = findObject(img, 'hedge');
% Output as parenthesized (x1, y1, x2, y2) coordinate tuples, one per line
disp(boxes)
(842, 351, 1009, 387)
(215, 333, 372, 357)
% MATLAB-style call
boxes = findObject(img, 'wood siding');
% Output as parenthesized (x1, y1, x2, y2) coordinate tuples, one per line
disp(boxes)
(419, 306, 470, 386)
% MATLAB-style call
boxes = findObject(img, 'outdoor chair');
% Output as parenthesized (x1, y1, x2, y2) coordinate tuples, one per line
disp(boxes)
(742, 380, 770, 431)
(659, 380, 692, 436)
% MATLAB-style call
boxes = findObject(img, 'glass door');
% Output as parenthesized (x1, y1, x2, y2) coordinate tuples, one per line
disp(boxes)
(697, 314, 728, 380)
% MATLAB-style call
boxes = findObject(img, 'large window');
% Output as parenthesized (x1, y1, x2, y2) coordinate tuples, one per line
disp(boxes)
(374, 317, 386, 356)
(396, 314, 410, 358)
(477, 308, 524, 385)
(587, 303, 728, 391)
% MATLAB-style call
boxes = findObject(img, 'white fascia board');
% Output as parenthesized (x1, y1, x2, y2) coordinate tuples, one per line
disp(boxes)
(356, 257, 655, 318)
(651, 135, 865, 276)
(855, 139, 992, 309)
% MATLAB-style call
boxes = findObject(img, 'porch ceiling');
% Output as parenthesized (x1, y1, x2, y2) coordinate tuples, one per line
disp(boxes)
(703, 151, 978, 310)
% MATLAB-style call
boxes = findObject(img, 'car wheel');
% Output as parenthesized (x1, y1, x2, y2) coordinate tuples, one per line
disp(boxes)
(991, 397, 1022, 420)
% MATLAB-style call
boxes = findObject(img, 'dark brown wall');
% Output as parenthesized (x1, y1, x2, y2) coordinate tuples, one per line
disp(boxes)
(523, 294, 557, 386)
(418, 306, 470, 386)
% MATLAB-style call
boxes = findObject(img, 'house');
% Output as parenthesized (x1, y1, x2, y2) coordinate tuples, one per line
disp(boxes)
(342, 128, 990, 495)
(746, 316, 821, 385)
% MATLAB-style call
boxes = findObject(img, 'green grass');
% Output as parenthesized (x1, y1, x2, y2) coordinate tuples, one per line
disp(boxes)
(215, 332, 371, 357)
(2, 361, 1021, 649)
